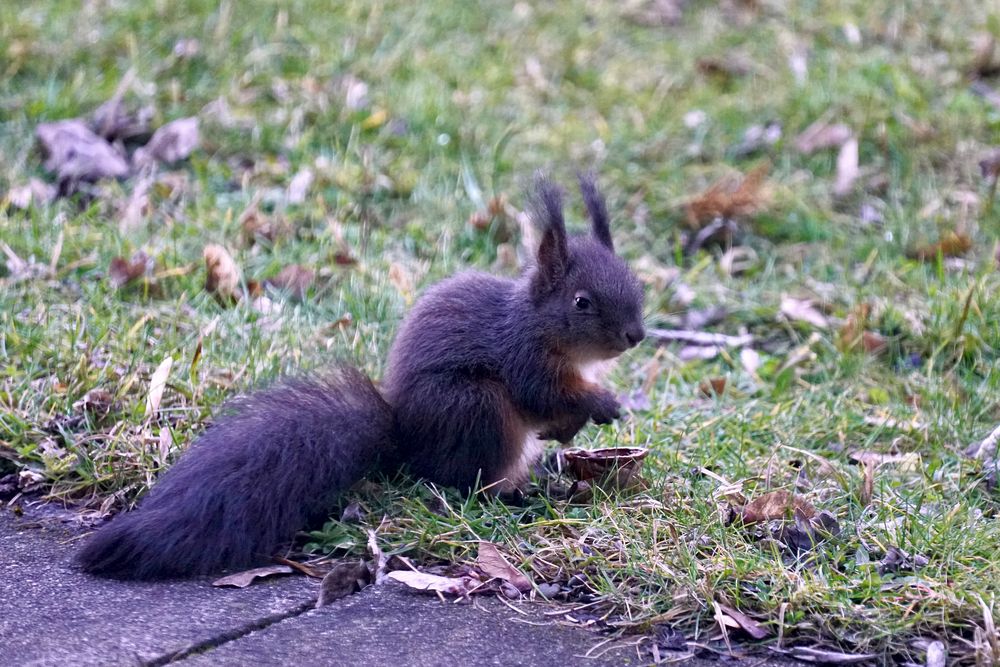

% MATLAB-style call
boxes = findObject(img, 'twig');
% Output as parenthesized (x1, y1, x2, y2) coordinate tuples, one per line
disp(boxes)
(647, 328, 754, 348)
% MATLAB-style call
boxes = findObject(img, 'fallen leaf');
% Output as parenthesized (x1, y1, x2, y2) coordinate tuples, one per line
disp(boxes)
(966, 423, 1000, 461)
(925, 640, 946, 667)
(91, 99, 154, 143)
(794, 120, 852, 154)
(680, 306, 727, 330)
(698, 377, 727, 397)
(684, 163, 771, 229)
(773, 509, 840, 553)
(477, 541, 532, 593)
(119, 177, 153, 231)
(134, 117, 199, 166)
(719, 246, 758, 276)
(287, 168, 314, 204)
(717, 604, 769, 639)
(72, 389, 115, 417)
(386, 570, 481, 596)
(212, 564, 293, 588)
(833, 137, 860, 196)
(272, 556, 331, 579)
(740, 489, 816, 524)
(696, 52, 754, 80)
(265, 264, 314, 300)
(619, 389, 651, 411)
(733, 121, 782, 157)
(144, 356, 173, 419)
(108, 251, 153, 288)
(36, 119, 130, 184)
(389, 262, 415, 305)
(203, 244, 242, 303)
(837, 303, 887, 355)
(877, 546, 928, 575)
(6, 178, 56, 210)
(0, 241, 50, 282)
(316, 561, 371, 607)
(780, 296, 829, 329)
(906, 231, 972, 261)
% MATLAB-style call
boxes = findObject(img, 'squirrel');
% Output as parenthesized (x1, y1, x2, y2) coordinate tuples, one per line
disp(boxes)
(76, 174, 646, 579)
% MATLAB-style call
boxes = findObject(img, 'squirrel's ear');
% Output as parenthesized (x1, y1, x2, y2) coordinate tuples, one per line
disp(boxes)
(529, 174, 568, 298)
(577, 172, 613, 251)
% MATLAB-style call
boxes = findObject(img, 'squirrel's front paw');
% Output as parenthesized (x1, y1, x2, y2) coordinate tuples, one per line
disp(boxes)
(588, 391, 621, 425)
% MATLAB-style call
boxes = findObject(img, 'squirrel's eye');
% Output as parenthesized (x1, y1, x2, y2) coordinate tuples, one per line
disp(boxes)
(574, 296, 591, 310)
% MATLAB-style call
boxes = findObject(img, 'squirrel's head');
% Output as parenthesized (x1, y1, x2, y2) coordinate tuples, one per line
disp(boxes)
(527, 173, 645, 360)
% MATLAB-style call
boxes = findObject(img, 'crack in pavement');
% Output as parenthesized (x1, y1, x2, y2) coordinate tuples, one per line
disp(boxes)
(143, 599, 318, 666)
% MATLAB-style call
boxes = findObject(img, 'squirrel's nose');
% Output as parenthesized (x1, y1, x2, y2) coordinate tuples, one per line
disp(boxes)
(623, 324, 645, 347)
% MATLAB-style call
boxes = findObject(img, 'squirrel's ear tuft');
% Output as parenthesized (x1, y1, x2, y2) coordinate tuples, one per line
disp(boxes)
(529, 173, 568, 298)
(577, 172, 613, 251)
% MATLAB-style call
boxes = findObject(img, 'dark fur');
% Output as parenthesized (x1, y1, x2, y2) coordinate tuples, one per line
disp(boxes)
(77, 176, 645, 579)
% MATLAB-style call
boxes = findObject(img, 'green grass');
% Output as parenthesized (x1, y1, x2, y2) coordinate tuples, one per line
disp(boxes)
(2, 0, 1000, 662)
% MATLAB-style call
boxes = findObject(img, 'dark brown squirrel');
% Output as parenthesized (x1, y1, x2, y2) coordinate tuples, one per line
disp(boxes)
(76, 174, 646, 579)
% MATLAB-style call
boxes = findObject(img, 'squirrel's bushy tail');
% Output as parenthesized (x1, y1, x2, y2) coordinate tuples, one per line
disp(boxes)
(76, 366, 396, 579)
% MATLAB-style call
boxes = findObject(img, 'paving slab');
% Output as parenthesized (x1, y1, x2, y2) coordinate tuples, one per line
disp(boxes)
(2, 505, 801, 667)
(178, 584, 638, 667)
(0, 510, 317, 667)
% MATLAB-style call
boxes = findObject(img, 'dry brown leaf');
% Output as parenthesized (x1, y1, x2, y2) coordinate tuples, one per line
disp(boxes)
(36, 119, 129, 184)
(265, 264, 315, 300)
(73, 389, 115, 417)
(203, 244, 242, 302)
(316, 561, 370, 607)
(212, 564, 293, 588)
(717, 604, 769, 639)
(833, 137, 860, 197)
(108, 251, 153, 289)
(91, 99, 154, 143)
(906, 231, 973, 261)
(135, 117, 199, 166)
(696, 52, 753, 80)
(837, 303, 887, 355)
(698, 377, 727, 397)
(740, 489, 816, 524)
(389, 262, 415, 304)
(386, 570, 481, 596)
(684, 163, 770, 230)
(780, 296, 829, 329)
(476, 541, 532, 593)
(794, 120, 852, 154)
